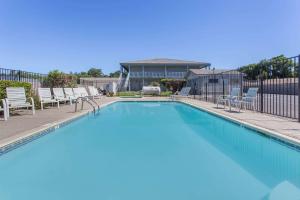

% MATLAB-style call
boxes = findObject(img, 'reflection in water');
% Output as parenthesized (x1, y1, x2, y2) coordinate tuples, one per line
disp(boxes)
(174, 103, 300, 190)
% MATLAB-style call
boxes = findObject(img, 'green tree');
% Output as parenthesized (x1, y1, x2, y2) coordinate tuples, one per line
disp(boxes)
(87, 68, 103, 77)
(43, 70, 76, 87)
(109, 70, 121, 78)
(239, 55, 295, 80)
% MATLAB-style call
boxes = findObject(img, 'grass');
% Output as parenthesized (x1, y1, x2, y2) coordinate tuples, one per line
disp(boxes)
(116, 91, 142, 97)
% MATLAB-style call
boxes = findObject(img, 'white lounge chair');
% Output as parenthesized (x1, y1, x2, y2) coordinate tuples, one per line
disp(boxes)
(78, 87, 89, 97)
(0, 99, 8, 121)
(64, 88, 77, 104)
(5, 87, 35, 117)
(217, 87, 240, 109)
(73, 87, 89, 98)
(170, 87, 191, 100)
(53, 88, 70, 104)
(88, 86, 102, 99)
(240, 88, 258, 111)
(38, 88, 59, 110)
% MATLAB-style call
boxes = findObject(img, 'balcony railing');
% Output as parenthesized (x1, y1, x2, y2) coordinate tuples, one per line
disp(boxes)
(130, 71, 186, 78)
(166, 72, 186, 78)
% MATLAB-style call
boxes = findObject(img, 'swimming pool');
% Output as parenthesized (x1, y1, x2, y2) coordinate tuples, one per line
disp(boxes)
(0, 101, 300, 199)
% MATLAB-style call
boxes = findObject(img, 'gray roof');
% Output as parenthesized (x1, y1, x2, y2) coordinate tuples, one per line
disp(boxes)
(120, 58, 210, 69)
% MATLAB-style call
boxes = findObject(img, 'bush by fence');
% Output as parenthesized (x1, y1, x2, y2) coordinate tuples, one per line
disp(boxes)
(0, 80, 32, 99)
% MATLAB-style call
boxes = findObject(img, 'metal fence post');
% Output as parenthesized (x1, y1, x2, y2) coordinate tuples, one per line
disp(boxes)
(213, 74, 216, 103)
(260, 75, 264, 113)
(193, 81, 196, 99)
(18, 70, 21, 81)
(222, 78, 225, 97)
(205, 82, 208, 101)
(298, 55, 300, 122)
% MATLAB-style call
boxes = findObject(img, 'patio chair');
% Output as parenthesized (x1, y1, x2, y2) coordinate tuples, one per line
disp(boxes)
(217, 87, 240, 109)
(38, 88, 59, 110)
(88, 86, 102, 99)
(73, 87, 89, 98)
(53, 88, 70, 104)
(0, 99, 8, 121)
(64, 88, 77, 104)
(240, 88, 258, 111)
(5, 87, 35, 117)
(170, 87, 191, 100)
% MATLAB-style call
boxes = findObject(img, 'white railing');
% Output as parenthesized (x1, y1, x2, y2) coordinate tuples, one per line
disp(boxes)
(130, 71, 186, 78)
(166, 72, 186, 78)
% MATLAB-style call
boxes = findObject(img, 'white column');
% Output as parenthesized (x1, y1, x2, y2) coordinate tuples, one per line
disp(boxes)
(142, 65, 145, 87)
(128, 65, 131, 91)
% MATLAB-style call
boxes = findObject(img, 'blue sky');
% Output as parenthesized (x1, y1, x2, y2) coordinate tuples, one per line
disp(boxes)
(0, 0, 299, 74)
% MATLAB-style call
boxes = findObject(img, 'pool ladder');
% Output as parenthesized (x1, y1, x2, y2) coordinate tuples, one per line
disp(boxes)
(74, 96, 100, 115)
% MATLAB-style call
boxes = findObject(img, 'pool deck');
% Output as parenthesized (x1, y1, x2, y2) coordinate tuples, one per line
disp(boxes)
(1, 97, 300, 148)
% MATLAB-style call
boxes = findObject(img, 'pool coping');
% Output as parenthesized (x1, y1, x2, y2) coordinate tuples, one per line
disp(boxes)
(1, 98, 300, 156)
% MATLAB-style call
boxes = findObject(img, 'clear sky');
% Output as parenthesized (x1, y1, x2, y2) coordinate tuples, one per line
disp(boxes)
(0, 0, 299, 74)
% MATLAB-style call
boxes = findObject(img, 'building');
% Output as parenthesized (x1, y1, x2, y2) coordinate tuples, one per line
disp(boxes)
(80, 77, 119, 94)
(186, 68, 244, 98)
(119, 58, 210, 91)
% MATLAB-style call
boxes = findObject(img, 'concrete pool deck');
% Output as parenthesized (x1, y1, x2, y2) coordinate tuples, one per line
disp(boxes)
(1, 97, 300, 148)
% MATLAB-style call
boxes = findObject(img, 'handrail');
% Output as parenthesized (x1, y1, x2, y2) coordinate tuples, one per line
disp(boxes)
(74, 97, 97, 114)
(88, 97, 100, 110)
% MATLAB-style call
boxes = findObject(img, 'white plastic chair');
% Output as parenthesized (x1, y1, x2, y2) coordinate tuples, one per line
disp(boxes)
(240, 88, 258, 111)
(88, 86, 102, 99)
(73, 87, 88, 98)
(78, 87, 89, 97)
(5, 87, 35, 117)
(53, 88, 70, 104)
(64, 88, 77, 104)
(38, 88, 59, 110)
(0, 99, 8, 121)
(217, 87, 240, 109)
(170, 87, 191, 100)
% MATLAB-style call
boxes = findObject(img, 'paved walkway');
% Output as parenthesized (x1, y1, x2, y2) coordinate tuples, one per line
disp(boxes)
(1, 97, 300, 147)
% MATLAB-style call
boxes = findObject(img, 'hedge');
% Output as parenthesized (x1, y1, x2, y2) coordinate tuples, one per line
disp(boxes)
(0, 80, 32, 99)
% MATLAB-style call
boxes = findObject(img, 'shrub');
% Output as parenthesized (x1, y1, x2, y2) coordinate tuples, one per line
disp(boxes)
(160, 91, 172, 96)
(150, 81, 160, 87)
(42, 70, 77, 88)
(160, 79, 186, 93)
(0, 80, 32, 99)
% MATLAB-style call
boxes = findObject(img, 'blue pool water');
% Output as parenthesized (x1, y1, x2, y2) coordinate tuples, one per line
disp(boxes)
(0, 101, 300, 200)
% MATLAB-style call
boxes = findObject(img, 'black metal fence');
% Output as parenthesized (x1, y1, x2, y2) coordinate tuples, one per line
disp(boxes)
(0, 68, 47, 89)
(187, 55, 300, 122)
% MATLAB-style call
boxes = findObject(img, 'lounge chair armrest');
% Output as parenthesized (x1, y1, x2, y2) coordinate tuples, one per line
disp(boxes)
(242, 96, 256, 101)
(29, 97, 35, 105)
